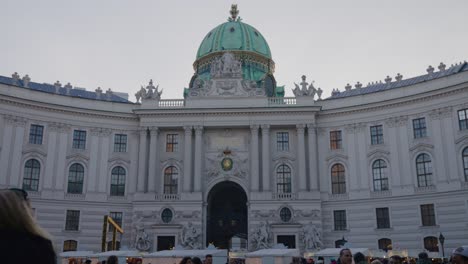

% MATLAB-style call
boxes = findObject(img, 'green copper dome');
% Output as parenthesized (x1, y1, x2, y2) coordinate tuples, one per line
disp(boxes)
(196, 21, 272, 60)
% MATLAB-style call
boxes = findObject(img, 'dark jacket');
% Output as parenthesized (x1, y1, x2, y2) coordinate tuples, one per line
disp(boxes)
(0, 229, 57, 264)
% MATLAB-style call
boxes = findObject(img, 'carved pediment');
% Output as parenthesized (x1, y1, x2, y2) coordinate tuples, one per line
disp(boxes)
(325, 153, 348, 162)
(366, 149, 390, 158)
(66, 153, 89, 161)
(409, 142, 434, 153)
(22, 148, 48, 158)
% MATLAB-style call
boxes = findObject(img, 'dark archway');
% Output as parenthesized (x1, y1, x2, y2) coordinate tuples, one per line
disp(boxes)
(207, 181, 247, 249)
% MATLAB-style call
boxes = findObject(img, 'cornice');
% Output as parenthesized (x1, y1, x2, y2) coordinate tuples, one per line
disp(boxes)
(0, 95, 137, 121)
(318, 84, 468, 118)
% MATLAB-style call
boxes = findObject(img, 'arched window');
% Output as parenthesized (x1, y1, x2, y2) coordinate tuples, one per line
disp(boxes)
(424, 236, 439, 252)
(164, 166, 178, 194)
(67, 163, 84, 194)
(161, 208, 173, 223)
(463, 147, 468, 181)
(63, 240, 77, 252)
(23, 159, 40, 191)
(331, 164, 346, 194)
(373, 159, 388, 191)
(280, 207, 292, 222)
(416, 154, 432, 187)
(276, 164, 292, 193)
(378, 238, 392, 252)
(110, 166, 126, 196)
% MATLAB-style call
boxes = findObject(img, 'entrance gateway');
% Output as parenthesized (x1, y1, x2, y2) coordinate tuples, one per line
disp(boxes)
(206, 181, 248, 249)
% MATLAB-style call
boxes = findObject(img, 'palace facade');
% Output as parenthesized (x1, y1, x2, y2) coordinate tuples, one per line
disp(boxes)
(1, 6, 467, 255)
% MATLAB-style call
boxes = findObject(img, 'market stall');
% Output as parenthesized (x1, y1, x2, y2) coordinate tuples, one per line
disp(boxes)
(91, 250, 145, 264)
(59, 251, 94, 264)
(245, 248, 301, 264)
(305, 248, 370, 264)
(144, 249, 228, 264)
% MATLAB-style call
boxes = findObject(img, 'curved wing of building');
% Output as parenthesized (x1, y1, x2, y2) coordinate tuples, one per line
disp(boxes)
(0, 5, 467, 255)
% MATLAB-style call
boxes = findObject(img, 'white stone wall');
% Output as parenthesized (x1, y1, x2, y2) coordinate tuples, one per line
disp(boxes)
(0, 70, 467, 253)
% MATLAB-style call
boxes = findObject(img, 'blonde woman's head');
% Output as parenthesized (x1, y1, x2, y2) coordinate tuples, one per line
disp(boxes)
(0, 189, 50, 240)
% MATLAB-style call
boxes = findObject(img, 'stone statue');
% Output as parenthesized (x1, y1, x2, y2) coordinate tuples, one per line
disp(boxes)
(293, 75, 318, 99)
(180, 222, 201, 249)
(135, 79, 163, 103)
(210, 52, 242, 78)
(134, 216, 151, 251)
(251, 221, 270, 249)
(301, 222, 322, 250)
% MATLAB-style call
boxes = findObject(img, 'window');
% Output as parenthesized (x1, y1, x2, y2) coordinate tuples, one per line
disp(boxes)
(370, 125, 384, 145)
(72, 130, 86, 149)
(65, 210, 80, 231)
(378, 238, 392, 251)
(424, 236, 439, 252)
(416, 154, 433, 187)
(463, 147, 468, 181)
(420, 204, 436, 226)
(23, 159, 40, 191)
(276, 164, 292, 193)
(458, 109, 468, 130)
(331, 164, 346, 194)
(280, 207, 292, 222)
(67, 164, 84, 194)
(333, 210, 347, 230)
(114, 134, 127, 152)
(110, 166, 126, 196)
(376, 207, 390, 229)
(109, 212, 123, 232)
(63, 240, 78, 252)
(373, 159, 389, 191)
(166, 134, 179, 152)
(412, 118, 427, 138)
(164, 166, 178, 194)
(276, 132, 289, 151)
(29, 124, 44, 144)
(107, 241, 121, 251)
(330, 130, 342, 150)
(161, 208, 173, 223)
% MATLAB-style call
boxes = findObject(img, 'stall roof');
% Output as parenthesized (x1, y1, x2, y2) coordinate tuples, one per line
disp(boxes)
(91, 250, 145, 257)
(146, 249, 228, 257)
(310, 248, 370, 257)
(246, 248, 300, 257)
(59, 251, 94, 258)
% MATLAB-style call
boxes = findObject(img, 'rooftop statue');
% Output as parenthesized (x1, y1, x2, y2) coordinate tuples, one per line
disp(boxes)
(135, 79, 163, 103)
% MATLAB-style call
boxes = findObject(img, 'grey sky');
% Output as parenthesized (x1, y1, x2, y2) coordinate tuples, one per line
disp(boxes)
(1, 0, 467, 101)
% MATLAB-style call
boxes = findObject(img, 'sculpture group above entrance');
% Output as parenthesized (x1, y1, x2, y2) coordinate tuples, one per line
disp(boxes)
(187, 52, 266, 98)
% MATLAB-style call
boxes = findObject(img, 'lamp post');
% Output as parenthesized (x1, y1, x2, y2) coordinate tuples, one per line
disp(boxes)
(439, 233, 445, 259)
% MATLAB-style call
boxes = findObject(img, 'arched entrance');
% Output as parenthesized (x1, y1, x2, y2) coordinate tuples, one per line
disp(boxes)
(206, 181, 247, 249)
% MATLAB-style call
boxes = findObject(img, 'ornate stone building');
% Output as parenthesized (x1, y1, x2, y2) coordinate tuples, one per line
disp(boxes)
(0, 5, 467, 254)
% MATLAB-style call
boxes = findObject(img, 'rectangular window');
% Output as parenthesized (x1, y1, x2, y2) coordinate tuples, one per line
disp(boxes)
(420, 204, 436, 226)
(166, 134, 179, 152)
(376, 207, 390, 229)
(458, 109, 468, 130)
(65, 210, 80, 231)
(109, 212, 123, 232)
(276, 132, 289, 151)
(333, 210, 347, 231)
(412, 118, 427, 138)
(72, 130, 86, 149)
(330, 130, 342, 150)
(370, 125, 384, 145)
(29, 124, 44, 144)
(114, 134, 127, 152)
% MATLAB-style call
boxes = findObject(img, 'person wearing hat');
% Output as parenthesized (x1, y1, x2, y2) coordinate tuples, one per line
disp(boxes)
(452, 246, 468, 264)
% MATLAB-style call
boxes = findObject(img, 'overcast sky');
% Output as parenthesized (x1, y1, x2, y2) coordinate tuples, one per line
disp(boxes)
(2, 0, 467, 101)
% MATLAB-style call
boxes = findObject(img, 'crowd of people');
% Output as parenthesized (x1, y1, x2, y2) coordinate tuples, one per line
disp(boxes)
(1, 188, 467, 264)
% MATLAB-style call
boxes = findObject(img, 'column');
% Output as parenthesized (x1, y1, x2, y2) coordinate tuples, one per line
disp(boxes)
(194, 126, 203, 192)
(10, 121, 26, 187)
(0, 120, 14, 185)
(250, 125, 260, 191)
(147, 127, 159, 193)
(297, 124, 307, 191)
(183, 126, 193, 192)
(98, 130, 111, 192)
(137, 128, 148, 192)
(44, 124, 58, 190)
(307, 124, 319, 191)
(54, 125, 69, 190)
(87, 129, 100, 192)
(261, 124, 270, 192)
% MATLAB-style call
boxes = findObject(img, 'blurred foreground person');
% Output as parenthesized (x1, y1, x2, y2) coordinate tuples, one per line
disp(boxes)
(0, 188, 57, 264)
(452, 246, 468, 264)
(354, 252, 367, 264)
(107, 255, 118, 264)
(390, 255, 403, 264)
(337, 249, 353, 264)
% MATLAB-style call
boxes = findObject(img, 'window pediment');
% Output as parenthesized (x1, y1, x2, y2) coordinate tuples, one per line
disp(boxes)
(409, 143, 434, 153)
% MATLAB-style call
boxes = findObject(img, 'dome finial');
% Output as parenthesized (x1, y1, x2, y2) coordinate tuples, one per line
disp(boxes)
(229, 4, 239, 21)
